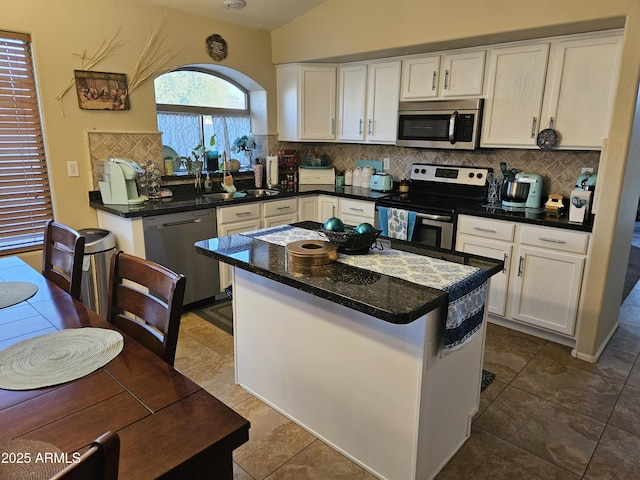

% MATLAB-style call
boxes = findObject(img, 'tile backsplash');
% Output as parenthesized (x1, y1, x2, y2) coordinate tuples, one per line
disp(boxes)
(275, 138, 600, 199)
(88, 131, 163, 188)
(88, 131, 600, 199)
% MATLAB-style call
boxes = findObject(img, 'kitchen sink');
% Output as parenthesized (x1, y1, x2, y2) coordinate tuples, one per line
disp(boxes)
(244, 189, 280, 197)
(202, 192, 235, 200)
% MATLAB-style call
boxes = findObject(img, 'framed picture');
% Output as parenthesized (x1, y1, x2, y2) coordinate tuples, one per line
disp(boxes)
(74, 70, 130, 111)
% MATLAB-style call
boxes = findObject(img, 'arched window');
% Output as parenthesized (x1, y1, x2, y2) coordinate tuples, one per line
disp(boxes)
(155, 69, 251, 170)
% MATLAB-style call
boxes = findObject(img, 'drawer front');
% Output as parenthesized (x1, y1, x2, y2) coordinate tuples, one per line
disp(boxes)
(519, 225, 589, 254)
(457, 215, 515, 242)
(340, 198, 375, 219)
(218, 203, 261, 224)
(263, 198, 298, 218)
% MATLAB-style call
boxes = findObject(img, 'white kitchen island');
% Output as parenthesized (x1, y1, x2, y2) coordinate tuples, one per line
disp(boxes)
(196, 223, 502, 480)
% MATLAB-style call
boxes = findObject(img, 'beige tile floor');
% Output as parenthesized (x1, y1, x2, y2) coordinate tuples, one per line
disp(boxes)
(175, 285, 640, 479)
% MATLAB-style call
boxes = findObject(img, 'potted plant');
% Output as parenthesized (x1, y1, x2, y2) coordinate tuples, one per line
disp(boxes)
(231, 135, 257, 167)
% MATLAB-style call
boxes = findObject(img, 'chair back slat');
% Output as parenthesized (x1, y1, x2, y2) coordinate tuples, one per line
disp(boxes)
(42, 221, 85, 300)
(107, 251, 186, 365)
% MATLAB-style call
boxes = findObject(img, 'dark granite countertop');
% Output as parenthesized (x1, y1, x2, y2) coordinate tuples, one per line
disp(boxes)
(457, 204, 593, 233)
(89, 181, 592, 233)
(195, 221, 503, 325)
(89, 182, 392, 218)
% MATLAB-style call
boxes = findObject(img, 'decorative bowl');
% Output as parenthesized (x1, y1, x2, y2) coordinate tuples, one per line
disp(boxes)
(321, 228, 381, 254)
(223, 159, 241, 172)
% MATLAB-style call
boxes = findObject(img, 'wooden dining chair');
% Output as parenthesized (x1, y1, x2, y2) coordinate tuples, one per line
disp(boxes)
(42, 220, 86, 300)
(50, 431, 120, 480)
(107, 251, 186, 366)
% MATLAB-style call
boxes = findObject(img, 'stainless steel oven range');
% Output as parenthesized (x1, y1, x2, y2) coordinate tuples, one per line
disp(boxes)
(376, 163, 491, 250)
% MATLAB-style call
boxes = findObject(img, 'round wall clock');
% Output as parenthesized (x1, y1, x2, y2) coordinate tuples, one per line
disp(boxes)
(206, 34, 228, 61)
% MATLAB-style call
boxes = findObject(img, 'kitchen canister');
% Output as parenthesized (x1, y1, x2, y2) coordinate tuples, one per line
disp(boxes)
(352, 168, 362, 187)
(345, 169, 353, 186)
(361, 166, 374, 188)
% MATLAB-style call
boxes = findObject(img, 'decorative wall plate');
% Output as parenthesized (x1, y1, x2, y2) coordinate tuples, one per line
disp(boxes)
(536, 128, 557, 149)
(206, 34, 228, 61)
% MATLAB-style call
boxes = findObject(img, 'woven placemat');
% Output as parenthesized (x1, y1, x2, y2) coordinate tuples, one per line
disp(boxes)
(0, 328, 124, 390)
(0, 439, 66, 479)
(0, 282, 38, 309)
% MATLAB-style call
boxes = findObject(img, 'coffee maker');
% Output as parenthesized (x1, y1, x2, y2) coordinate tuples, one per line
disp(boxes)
(98, 158, 146, 205)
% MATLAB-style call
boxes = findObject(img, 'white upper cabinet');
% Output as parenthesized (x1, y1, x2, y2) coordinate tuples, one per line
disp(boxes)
(401, 50, 486, 100)
(481, 30, 622, 149)
(480, 42, 550, 148)
(277, 64, 337, 142)
(337, 60, 401, 144)
(540, 32, 622, 150)
(337, 64, 368, 141)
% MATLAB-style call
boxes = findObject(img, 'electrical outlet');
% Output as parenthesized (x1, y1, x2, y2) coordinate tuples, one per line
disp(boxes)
(67, 161, 79, 177)
(383, 157, 390, 171)
(581, 167, 594, 174)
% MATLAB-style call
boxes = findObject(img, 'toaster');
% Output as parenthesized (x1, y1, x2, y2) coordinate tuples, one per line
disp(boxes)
(370, 173, 393, 191)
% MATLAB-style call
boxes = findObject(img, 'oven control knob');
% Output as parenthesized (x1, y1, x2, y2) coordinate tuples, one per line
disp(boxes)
(468, 172, 475, 178)
(421, 168, 426, 174)
(477, 173, 483, 179)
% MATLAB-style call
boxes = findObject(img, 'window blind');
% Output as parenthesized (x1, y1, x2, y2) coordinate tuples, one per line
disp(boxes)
(0, 31, 53, 254)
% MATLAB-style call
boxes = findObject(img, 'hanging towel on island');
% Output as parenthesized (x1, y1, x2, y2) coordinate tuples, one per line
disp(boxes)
(378, 207, 417, 241)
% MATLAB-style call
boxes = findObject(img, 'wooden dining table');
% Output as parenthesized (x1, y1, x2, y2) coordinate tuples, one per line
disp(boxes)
(0, 256, 249, 479)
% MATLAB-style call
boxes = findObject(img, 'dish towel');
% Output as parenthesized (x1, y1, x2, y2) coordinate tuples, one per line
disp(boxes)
(378, 207, 417, 241)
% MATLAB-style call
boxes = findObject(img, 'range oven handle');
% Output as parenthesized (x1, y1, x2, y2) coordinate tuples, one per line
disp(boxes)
(448, 110, 458, 144)
(417, 212, 453, 222)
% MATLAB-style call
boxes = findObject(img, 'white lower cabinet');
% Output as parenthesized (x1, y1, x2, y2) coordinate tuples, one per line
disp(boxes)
(339, 197, 376, 227)
(298, 196, 318, 222)
(318, 195, 339, 222)
(456, 215, 590, 339)
(217, 203, 262, 290)
(262, 198, 298, 228)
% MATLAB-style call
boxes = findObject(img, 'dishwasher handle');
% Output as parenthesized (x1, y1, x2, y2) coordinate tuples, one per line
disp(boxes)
(145, 217, 207, 230)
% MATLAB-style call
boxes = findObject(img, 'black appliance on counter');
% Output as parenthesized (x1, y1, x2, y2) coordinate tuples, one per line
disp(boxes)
(376, 163, 490, 249)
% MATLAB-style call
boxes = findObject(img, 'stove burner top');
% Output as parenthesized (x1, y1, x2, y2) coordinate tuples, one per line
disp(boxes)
(377, 163, 492, 214)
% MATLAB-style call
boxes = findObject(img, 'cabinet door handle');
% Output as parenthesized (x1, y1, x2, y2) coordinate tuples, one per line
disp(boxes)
(503, 253, 508, 273)
(531, 117, 538, 138)
(368, 119, 373, 136)
(538, 237, 566, 244)
(332, 118, 335, 135)
(235, 212, 254, 217)
(348, 207, 365, 212)
(277, 206, 291, 211)
(518, 256, 524, 276)
(444, 69, 449, 89)
(359, 119, 363, 135)
(432, 71, 437, 90)
(473, 226, 497, 233)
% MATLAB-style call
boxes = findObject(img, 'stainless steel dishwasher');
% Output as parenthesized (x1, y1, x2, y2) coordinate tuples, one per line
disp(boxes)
(142, 209, 219, 306)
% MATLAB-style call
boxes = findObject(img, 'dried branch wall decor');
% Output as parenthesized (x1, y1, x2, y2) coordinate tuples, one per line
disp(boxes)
(128, 25, 177, 94)
(206, 34, 228, 61)
(55, 32, 125, 106)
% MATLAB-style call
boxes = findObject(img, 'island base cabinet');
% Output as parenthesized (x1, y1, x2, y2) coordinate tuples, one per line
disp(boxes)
(233, 268, 486, 480)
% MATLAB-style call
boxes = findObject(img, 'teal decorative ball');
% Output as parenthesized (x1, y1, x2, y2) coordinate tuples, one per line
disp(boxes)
(355, 222, 376, 234)
(323, 217, 345, 232)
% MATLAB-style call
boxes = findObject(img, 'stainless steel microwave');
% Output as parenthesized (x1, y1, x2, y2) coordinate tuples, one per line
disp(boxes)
(396, 98, 484, 150)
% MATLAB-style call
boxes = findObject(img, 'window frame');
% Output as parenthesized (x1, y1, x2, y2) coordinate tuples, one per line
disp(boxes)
(0, 30, 53, 254)
(155, 67, 250, 116)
